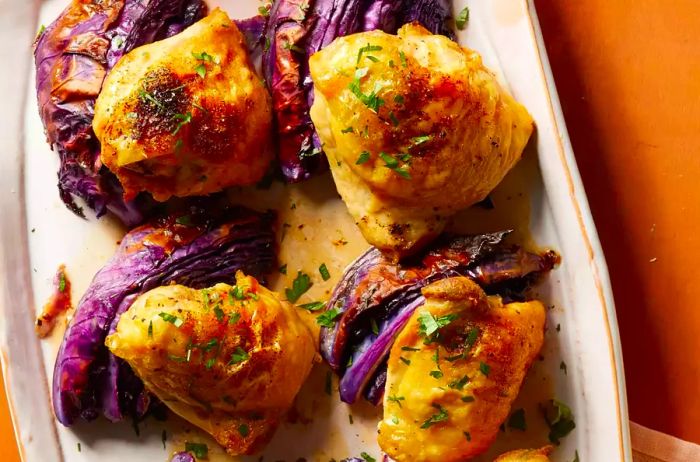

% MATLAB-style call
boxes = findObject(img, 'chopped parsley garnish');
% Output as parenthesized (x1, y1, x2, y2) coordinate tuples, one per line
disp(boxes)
(379, 152, 411, 179)
(319, 263, 331, 281)
(286, 271, 312, 303)
(238, 423, 250, 437)
(148, 320, 153, 338)
(401, 346, 420, 352)
(389, 111, 399, 127)
(391, 416, 399, 424)
(349, 67, 385, 113)
(411, 135, 432, 146)
(214, 305, 225, 322)
(341, 126, 355, 134)
(58, 271, 67, 292)
(317, 307, 342, 328)
(543, 399, 576, 444)
(465, 327, 480, 350)
(508, 408, 527, 431)
(394, 94, 405, 104)
(356, 151, 371, 165)
(429, 370, 443, 379)
(192, 51, 217, 63)
(399, 50, 407, 67)
(418, 311, 457, 341)
(200, 338, 219, 352)
(77, 442, 81, 452)
(461, 395, 475, 403)
(456, 6, 470, 30)
(370, 318, 379, 335)
(258, 4, 271, 16)
(360, 452, 377, 462)
(175, 214, 192, 226)
(228, 312, 241, 324)
(399, 356, 411, 366)
(479, 362, 491, 376)
(357, 43, 383, 65)
(184, 442, 208, 458)
(325, 371, 333, 395)
(279, 264, 287, 274)
(421, 404, 449, 429)
(195, 63, 207, 78)
(138, 88, 166, 111)
(228, 346, 249, 365)
(37, 24, 46, 37)
(448, 375, 469, 390)
(560, 360, 568, 375)
(172, 112, 192, 135)
(299, 301, 325, 312)
(387, 395, 405, 408)
(230, 286, 246, 300)
(205, 357, 216, 370)
(283, 40, 304, 53)
(158, 312, 183, 328)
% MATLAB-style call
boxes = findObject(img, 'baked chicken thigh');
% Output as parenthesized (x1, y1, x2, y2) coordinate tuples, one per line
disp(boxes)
(106, 273, 316, 455)
(94, 9, 273, 201)
(377, 277, 545, 462)
(309, 24, 534, 259)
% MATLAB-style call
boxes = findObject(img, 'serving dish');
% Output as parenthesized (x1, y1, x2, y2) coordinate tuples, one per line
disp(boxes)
(0, 0, 632, 460)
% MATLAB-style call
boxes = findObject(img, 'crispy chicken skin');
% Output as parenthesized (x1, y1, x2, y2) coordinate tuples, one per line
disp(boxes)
(309, 24, 534, 259)
(377, 277, 545, 462)
(94, 9, 273, 202)
(105, 273, 316, 455)
(494, 446, 553, 461)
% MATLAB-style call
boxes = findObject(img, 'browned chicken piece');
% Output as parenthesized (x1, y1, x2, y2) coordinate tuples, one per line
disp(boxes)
(378, 277, 546, 462)
(106, 273, 317, 455)
(309, 24, 534, 259)
(93, 9, 273, 201)
(494, 446, 554, 461)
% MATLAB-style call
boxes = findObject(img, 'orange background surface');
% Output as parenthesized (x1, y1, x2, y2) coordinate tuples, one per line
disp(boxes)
(2, 1, 699, 459)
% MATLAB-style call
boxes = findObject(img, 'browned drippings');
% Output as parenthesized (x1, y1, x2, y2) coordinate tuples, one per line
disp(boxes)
(36, 264, 73, 338)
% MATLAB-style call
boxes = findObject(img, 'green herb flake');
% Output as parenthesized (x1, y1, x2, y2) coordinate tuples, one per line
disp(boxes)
(195, 63, 207, 78)
(283, 40, 304, 53)
(148, 321, 153, 338)
(238, 423, 250, 437)
(319, 263, 331, 281)
(389, 111, 399, 127)
(286, 271, 312, 303)
(185, 442, 208, 459)
(394, 94, 405, 104)
(378, 152, 411, 179)
(399, 50, 407, 67)
(356, 151, 371, 165)
(361, 452, 377, 462)
(465, 327, 480, 350)
(411, 135, 432, 146)
(228, 312, 241, 325)
(58, 271, 67, 292)
(258, 4, 270, 16)
(205, 357, 216, 370)
(37, 24, 46, 37)
(279, 264, 288, 274)
(214, 305, 225, 322)
(325, 371, 333, 395)
(158, 312, 184, 328)
(461, 395, 475, 403)
(200, 338, 218, 352)
(391, 416, 400, 424)
(228, 346, 249, 365)
(479, 361, 491, 376)
(456, 6, 470, 30)
(299, 301, 325, 312)
(448, 375, 470, 390)
(371, 318, 379, 335)
(399, 356, 411, 366)
(387, 395, 405, 408)
(341, 126, 355, 134)
(357, 43, 383, 65)
(508, 408, 527, 431)
(317, 307, 342, 328)
(348, 68, 385, 113)
(429, 370, 443, 379)
(401, 346, 420, 352)
(421, 403, 449, 429)
(77, 442, 81, 452)
(172, 112, 192, 135)
(543, 399, 576, 444)
(418, 311, 457, 340)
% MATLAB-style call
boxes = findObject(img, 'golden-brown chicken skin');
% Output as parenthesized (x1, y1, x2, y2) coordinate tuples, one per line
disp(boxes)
(105, 273, 316, 455)
(377, 277, 545, 462)
(309, 24, 534, 259)
(94, 9, 273, 201)
(494, 446, 553, 462)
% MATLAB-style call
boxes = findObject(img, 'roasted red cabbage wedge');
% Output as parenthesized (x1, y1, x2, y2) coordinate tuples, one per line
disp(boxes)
(263, 0, 456, 182)
(34, 0, 207, 225)
(52, 205, 276, 425)
(320, 232, 559, 404)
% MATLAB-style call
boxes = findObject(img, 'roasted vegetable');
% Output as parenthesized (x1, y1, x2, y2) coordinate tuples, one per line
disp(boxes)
(34, 0, 206, 225)
(107, 273, 316, 455)
(320, 232, 559, 404)
(52, 205, 276, 425)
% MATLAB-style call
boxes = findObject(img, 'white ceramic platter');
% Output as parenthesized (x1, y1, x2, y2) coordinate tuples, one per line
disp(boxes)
(0, 0, 631, 460)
